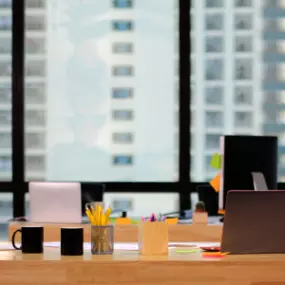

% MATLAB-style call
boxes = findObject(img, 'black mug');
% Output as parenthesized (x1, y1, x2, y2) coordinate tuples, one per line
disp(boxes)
(12, 226, 44, 254)
(61, 227, 83, 256)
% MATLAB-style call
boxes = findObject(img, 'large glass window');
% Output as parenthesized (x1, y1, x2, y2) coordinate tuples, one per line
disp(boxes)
(0, 6, 11, 181)
(24, 0, 178, 182)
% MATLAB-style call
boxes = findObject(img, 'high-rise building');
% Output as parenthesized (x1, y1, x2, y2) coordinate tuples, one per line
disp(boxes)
(191, 0, 264, 181)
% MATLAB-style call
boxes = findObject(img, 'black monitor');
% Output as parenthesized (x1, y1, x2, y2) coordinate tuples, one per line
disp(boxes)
(219, 135, 278, 211)
(81, 183, 105, 215)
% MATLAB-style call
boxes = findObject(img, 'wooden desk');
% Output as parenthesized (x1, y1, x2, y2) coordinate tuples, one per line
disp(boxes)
(9, 223, 222, 243)
(1, 247, 285, 285)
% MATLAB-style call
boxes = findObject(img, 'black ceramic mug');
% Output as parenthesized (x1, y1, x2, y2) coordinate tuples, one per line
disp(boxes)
(61, 227, 83, 256)
(12, 226, 44, 254)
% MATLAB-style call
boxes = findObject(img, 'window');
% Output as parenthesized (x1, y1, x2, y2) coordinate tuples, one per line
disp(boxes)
(113, 43, 133, 53)
(235, 14, 252, 30)
(0, 16, 11, 30)
(235, 86, 252, 105)
(26, 60, 45, 77)
(205, 0, 223, 8)
(235, 36, 252, 52)
(205, 36, 223, 53)
(112, 20, 133, 31)
(205, 14, 223, 31)
(205, 59, 224, 81)
(0, 61, 11, 76)
(235, 59, 252, 80)
(0, 193, 12, 240)
(234, 111, 253, 127)
(205, 134, 221, 149)
(113, 66, 134, 76)
(26, 38, 45, 54)
(113, 0, 133, 8)
(112, 133, 133, 144)
(112, 110, 134, 121)
(26, 16, 45, 31)
(0, 0, 11, 8)
(24, 0, 178, 182)
(0, 84, 11, 103)
(26, 0, 45, 8)
(112, 88, 133, 99)
(235, 0, 252, 7)
(205, 86, 223, 105)
(205, 111, 223, 128)
(113, 155, 133, 165)
(0, 38, 10, 54)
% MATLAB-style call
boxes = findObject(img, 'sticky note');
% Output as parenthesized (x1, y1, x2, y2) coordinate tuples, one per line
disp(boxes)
(202, 252, 229, 258)
(210, 153, 222, 170)
(176, 249, 197, 254)
(116, 217, 132, 225)
(166, 218, 178, 225)
(210, 173, 221, 192)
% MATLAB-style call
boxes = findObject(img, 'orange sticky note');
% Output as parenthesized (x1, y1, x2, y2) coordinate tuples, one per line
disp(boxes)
(116, 218, 132, 225)
(210, 173, 221, 192)
(166, 218, 178, 225)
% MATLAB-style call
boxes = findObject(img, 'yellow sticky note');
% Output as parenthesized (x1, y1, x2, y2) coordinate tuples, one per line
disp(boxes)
(210, 173, 221, 192)
(116, 217, 132, 225)
(210, 153, 222, 170)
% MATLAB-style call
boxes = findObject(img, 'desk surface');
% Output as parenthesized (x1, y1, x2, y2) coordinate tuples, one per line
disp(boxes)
(1, 246, 285, 285)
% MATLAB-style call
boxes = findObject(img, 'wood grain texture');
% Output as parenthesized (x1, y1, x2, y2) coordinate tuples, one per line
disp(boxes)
(1, 247, 285, 285)
(9, 222, 222, 243)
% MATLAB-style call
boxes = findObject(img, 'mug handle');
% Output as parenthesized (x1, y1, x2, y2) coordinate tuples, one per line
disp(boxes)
(11, 229, 22, 250)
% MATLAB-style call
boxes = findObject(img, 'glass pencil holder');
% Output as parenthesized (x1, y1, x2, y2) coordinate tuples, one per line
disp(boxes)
(91, 225, 114, 255)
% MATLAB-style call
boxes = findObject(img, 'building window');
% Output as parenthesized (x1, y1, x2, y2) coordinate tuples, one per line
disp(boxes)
(0, 84, 11, 103)
(25, 83, 45, 104)
(235, 0, 252, 7)
(26, 0, 45, 8)
(26, 60, 45, 77)
(113, 0, 133, 8)
(0, 16, 11, 30)
(0, 156, 11, 172)
(112, 88, 133, 99)
(112, 110, 134, 121)
(112, 133, 133, 144)
(113, 66, 134, 76)
(113, 155, 133, 165)
(235, 14, 252, 30)
(26, 16, 45, 31)
(235, 59, 252, 80)
(26, 133, 45, 149)
(235, 36, 252, 52)
(25, 110, 45, 126)
(26, 38, 45, 54)
(112, 20, 133, 31)
(235, 86, 252, 105)
(26, 155, 45, 172)
(205, 0, 223, 8)
(205, 134, 221, 149)
(205, 14, 223, 31)
(205, 86, 223, 105)
(113, 43, 133, 53)
(0, 38, 11, 54)
(205, 36, 223, 53)
(205, 59, 224, 81)
(0, 0, 11, 8)
(205, 111, 223, 128)
(0, 61, 11, 76)
(0, 110, 11, 125)
(234, 111, 252, 127)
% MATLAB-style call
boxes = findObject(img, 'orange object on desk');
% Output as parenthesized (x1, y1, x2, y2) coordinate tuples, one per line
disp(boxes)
(165, 218, 178, 225)
(116, 217, 132, 225)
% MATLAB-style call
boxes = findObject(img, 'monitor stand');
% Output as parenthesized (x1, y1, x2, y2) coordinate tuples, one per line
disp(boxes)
(252, 172, 268, 191)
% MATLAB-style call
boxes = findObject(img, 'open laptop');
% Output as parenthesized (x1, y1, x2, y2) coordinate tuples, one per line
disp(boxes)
(29, 182, 82, 223)
(221, 190, 285, 254)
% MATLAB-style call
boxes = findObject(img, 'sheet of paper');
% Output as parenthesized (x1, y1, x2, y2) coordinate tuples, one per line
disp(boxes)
(0, 243, 20, 250)
(210, 153, 221, 170)
(210, 173, 221, 192)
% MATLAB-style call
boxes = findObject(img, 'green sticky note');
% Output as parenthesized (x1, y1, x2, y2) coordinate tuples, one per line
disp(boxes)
(176, 249, 197, 254)
(210, 153, 222, 170)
